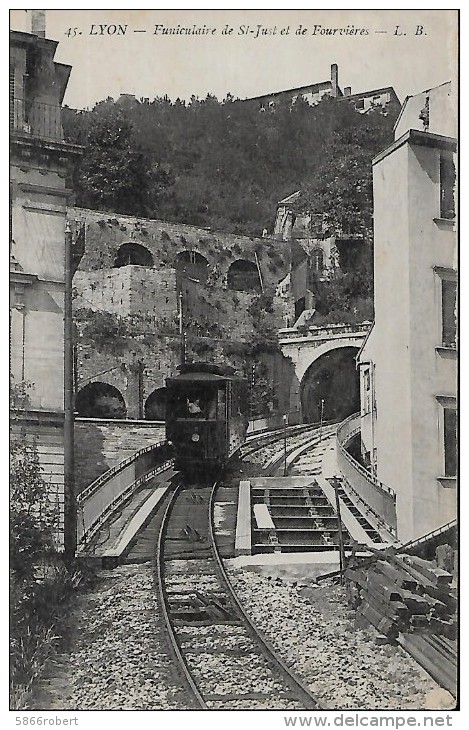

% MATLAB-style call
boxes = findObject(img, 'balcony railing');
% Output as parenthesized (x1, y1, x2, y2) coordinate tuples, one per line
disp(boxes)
(278, 321, 372, 341)
(10, 97, 64, 142)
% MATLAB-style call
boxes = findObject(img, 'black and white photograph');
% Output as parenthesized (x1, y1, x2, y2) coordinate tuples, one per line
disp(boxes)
(9, 6, 459, 720)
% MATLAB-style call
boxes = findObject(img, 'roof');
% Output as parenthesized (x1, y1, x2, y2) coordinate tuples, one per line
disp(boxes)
(248, 79, 340, 102)
(393, 81, 453, 138)
(177, 362, 236, 376)
(338, 86, 400, 104)
(278, 191, 301, 205)
(373, 129, 457, 166)
(166, 372, 230, 382)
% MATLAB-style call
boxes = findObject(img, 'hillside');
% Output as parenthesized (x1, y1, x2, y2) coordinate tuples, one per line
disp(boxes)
(63, 94, 398, 238)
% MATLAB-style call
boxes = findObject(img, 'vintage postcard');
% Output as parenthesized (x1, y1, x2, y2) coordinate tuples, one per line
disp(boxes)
(9, 7, 459, 722)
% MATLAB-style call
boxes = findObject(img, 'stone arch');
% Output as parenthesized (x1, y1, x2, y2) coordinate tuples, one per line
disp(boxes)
(227, 259, 261, 292)
(75, 381, 127, 419)
(144, 387, 167, 421)
(113, 242, 154, 268)
(310, 247, 325, 272)
(299, 346, 360, 423)
(175, 250, 209, 284)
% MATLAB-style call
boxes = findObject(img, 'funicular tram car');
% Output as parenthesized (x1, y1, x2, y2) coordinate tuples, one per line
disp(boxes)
(165, 362, 249, 475)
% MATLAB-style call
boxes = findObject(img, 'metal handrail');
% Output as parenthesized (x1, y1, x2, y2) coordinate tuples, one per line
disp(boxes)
(337, 413, 396, 499)
(77, 459, 173, 548)
(77, 439, 166, 504)
(398, 518, 457, 553)
(11, 97, 64, 142)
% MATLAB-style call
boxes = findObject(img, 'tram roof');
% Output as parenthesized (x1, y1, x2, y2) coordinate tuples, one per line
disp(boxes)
(167, 372, 245, 383)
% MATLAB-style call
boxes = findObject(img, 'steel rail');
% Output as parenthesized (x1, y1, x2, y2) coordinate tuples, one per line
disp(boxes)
(154, 483, 207, 709)
(208, 479, 327, 710)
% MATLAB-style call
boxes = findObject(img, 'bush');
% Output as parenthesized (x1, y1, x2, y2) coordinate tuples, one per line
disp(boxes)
(10, 381, 97, 708)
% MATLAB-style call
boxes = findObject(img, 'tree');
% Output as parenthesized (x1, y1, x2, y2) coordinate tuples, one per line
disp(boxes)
(295, 102, 395, 239)
(63, 93, 399, 236)
(68, 102, 154, 216)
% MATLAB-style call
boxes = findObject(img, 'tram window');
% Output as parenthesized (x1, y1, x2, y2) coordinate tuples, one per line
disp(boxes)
(217, 388, 226, 418)
(187, 397, 203, 415)
(175, 387, 218, 419)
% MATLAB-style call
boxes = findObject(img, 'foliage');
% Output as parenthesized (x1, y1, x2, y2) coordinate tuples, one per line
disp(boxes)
(247, 293, 279, 354)
(10, 382, 98, 707)
(63, 103, 155, 216)
(63, 95, 397, 236)
(312, 269, 374, 323)
(10, 382, 58, 578)
(295, 101, 395, 238)
(244, 360, 277, 417)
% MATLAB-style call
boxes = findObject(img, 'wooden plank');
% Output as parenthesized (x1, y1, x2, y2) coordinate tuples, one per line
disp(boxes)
(400, 554, 453, 586)
(235, 480, 251, 556)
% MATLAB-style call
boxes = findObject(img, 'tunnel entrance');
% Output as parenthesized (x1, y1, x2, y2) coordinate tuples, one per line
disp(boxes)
(300, 347, 359, 424)
(175, 250, 209, 284)
(75, 382, 127, 419)
(227, 259, 261, 292)
(144, 387, 166, 420)
(113, 243, 154, 268)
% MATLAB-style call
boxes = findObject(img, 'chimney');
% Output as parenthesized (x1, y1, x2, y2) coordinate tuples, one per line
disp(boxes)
(344, 87, 352, 97)
(31, 10, 46, 38)
(331, 63, 339, 97)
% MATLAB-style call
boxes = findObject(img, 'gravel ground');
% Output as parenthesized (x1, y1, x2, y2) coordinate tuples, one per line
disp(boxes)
(28, 564, 190, 711)
(225, 567, 456, 711)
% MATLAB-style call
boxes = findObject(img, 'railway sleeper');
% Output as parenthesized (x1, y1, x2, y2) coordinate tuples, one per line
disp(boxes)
(204, 691, 302, 702)
(173, 617, 242, 626)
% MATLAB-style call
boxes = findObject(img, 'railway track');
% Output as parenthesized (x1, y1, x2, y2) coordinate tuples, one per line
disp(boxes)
(155, 480, 325, 710)
(239, 423, 336, 476)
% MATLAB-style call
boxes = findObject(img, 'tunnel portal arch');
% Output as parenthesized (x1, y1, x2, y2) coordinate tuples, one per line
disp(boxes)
(75, 382, 127, 419)
(144, 387, 167, 421)
(299, 346, 360, 423)
(113, 242, 154, 268)
(175, 250, 209, 284)
(227, 259, 261, 292)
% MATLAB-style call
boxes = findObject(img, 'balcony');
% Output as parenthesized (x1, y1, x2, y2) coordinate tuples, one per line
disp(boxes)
(10, 97, 64, 142)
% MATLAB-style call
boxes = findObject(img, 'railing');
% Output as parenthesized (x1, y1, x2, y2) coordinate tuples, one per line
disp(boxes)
(10, 97, 64, 142)
(247, 410, 302, 434)
(398, 519, 457, 555)
(336, 412, 397, 535)
(76, 440, 173, 547)
(278, 321, 372, 341)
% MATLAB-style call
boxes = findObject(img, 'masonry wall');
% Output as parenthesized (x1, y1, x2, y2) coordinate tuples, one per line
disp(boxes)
(70, 207, 295, 421)
(74, 266, 178, 321)
(69, 207, 290, 289)
(74, 420, 165, 493)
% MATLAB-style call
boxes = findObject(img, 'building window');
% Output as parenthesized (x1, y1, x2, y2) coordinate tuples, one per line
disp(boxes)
(442, 280, 457, 348)
(310, 248, 324, 272)
(440, 152, 456, 220)
(363, 368, 371, 414)
(443, 407, 457, 477)
(10, 64, 15, 127)
(436, 396, 457, 482)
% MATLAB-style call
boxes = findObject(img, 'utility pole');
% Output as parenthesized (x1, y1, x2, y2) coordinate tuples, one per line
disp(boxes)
(178, 291, 186, 366)
(319, 398, 325, 442)
(64, 221, 76, 562)
(250, 362, 255, 421)
(138, 360, 144, 419)
(333, 481, 346, 584)
(283, 413, 288, 476)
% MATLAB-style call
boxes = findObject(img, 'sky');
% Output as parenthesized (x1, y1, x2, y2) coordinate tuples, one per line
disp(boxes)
(10, 8, 458, 110)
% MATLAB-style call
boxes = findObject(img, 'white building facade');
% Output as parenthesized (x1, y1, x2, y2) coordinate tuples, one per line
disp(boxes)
(358, 83, 457, 542)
